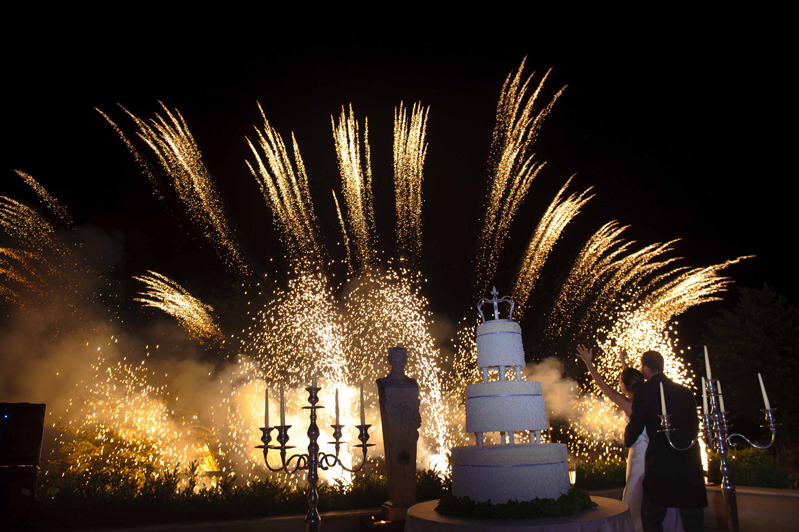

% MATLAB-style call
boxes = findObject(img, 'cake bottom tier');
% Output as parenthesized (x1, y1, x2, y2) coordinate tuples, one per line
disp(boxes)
(451, 443, 570, 503)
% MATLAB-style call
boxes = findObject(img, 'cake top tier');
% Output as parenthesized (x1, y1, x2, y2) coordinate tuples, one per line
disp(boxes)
(475, 319, 525, 369)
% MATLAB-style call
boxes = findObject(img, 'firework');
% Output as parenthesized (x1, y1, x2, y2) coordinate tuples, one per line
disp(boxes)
(109, 103, 249, 274)
(394, 101, 429, 266)
(0, 196, 56, 249)
(332, 105, 375, 271)
(511, 177, 593, 315)
(134, 271, 224, 344)
(13, 170, 72, 226)
(475, 59, 567, 294)
(247, 104, 325, 267)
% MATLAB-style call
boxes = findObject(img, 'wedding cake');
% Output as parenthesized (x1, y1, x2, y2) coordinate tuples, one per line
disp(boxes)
(450, 289, 570, 503)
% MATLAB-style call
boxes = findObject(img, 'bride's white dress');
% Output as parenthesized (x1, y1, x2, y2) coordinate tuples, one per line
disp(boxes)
(625, 421, 684, 532)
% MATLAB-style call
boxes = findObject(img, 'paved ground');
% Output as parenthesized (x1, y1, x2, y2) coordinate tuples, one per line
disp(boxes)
(78, 508, 381, 532)
(74, 508, 727, 532)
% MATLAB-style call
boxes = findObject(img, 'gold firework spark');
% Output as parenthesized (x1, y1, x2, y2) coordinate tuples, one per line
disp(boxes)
(96, 108, 164, 201)
(54, 349, 219, 491)
(333, 191, 353, 275)
(134, 271, 223, 344)
(13, 170, 72, 226)
(0, 196, 56, 249)
(247, 104, 325, 266)
(476, 59, 567, 293)
(511, 177, 593, 315)
(394, 101, 429, 266)
(109, 103, 249, 274)
(546, 221, 632, 337)
(332, 105, 375, 270)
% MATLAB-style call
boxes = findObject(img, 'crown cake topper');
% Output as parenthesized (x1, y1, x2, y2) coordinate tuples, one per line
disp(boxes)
(476, 286, 515, 323)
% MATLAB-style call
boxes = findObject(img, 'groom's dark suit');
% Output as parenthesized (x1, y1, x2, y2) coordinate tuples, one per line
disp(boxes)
(624, 373, 707, 509)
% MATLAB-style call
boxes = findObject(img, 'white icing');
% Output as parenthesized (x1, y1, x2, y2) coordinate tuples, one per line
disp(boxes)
(450, 317, 570, 503)
(475, 320, 524, 369)
(451, 444, 570, 503)
(465, 381, 548, 432)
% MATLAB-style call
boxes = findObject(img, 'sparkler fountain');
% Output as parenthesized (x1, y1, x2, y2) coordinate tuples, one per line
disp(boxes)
(658, 347, 778, 532)
(256, 377, 373, 532)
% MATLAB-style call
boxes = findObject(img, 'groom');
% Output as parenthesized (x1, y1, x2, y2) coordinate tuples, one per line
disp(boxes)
(624, 351, 707, 532)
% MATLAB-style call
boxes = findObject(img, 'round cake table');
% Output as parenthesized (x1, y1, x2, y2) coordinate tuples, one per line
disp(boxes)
(404, 496, 634, 532)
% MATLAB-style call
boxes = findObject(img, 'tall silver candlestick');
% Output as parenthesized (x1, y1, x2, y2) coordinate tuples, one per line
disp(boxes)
(659, 376, 778, 532)
(256, 382, 373, 532)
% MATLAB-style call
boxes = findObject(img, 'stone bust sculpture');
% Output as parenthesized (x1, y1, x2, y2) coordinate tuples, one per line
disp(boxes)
(376, 346, 421, 520)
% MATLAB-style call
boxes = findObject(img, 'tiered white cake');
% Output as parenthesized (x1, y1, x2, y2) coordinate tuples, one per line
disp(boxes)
(451, 293, 570, 503)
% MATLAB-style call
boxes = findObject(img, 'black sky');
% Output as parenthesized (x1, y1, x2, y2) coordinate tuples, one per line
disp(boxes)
(4, 27, 795, 345)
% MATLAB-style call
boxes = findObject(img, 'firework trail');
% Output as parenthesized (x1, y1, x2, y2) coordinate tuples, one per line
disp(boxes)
(112, 103, 249, 274)
(13, 170, 72, 226)
(247, 104, 325, 267)
(393, 101, 429, 267)
(332, 105, 375, 271)
(0, 196, 56, 249)
(511, 177, 593, 315)
(134, 271, 224, 344)
(475, 59, 567, 294)
(546, 221, 632, 338)
(96, 109, 164, 202)
(0, 248, 43, 299)
(333, 191, 353, 274)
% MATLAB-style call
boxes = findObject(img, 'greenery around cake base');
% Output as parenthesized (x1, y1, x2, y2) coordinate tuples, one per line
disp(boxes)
(435, 487, 597, 520)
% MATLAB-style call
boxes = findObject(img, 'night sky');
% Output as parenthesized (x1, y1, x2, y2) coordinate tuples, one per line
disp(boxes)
(4, 28, 794, 348)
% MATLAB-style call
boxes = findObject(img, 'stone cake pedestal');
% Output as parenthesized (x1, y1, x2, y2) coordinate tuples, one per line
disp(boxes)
(404, 497, 634, 532)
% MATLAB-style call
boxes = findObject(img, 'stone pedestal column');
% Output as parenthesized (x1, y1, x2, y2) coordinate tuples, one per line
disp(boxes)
(377, 347, 421, 521)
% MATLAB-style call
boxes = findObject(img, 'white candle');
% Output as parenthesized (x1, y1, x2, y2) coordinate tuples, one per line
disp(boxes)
(335, 388, 340, 426)
(660, 382, 667, 416)
(701, 377, 708, 416)
(716, 381, 726, 413)
(704, 345, 712, 382)
(758, 373, 771, 410)
(360, 380, 365, 426)
(265, 385, 269, 429)
(280, 381, 286, 426)
(312, 373, 317, 389)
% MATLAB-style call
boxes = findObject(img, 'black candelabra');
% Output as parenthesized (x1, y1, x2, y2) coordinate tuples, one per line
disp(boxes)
(658, 348, 778, 532)
(256, 382, 373, 532)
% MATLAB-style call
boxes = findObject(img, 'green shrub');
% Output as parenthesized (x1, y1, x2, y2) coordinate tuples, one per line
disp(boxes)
(573, 458, 627, 490)
(434, 487, 597, 519)
(707, 448, 798, 489)
(18, 465, 456, 529)
(416, 467, 450, 502)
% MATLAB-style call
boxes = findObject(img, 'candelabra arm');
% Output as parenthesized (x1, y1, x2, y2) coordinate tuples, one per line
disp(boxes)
(659, 414, 699, 452)
(727, 431, 776, 450)
(728, 408, 778, 450)
(338, 424, 374, 473)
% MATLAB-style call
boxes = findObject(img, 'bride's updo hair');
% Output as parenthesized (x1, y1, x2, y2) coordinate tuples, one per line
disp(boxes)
(620, 368, 645, 394)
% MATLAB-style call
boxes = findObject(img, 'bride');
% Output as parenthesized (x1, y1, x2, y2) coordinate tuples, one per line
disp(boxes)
(576, 345, 683, 532)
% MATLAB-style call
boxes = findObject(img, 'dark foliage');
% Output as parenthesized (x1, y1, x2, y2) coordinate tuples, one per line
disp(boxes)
(434, 487, 597, 520)
(703, 284, 799, 440)
(707, 448, 798, 489)
(13, 464, 451, 529)
(573, 458, 627, 490)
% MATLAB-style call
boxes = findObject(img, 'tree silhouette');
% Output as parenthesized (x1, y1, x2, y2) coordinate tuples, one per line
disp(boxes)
(703, 284, 798, 442)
